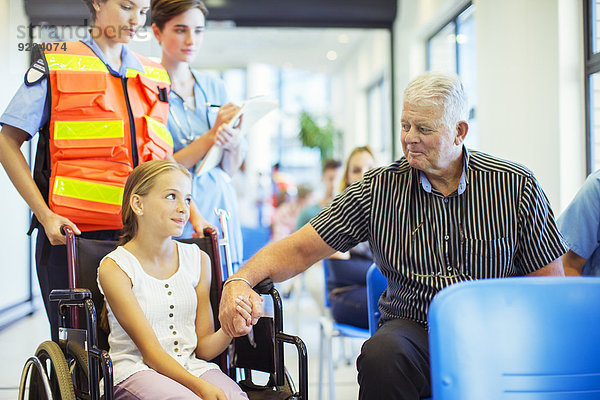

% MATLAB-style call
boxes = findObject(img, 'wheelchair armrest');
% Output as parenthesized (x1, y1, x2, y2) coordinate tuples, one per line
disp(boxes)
(253, 278, 273, 294)
(49, 288, 92, 302)
(276, 332, 308, 400)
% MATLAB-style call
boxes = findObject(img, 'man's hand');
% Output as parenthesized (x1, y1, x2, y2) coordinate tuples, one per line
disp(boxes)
(219, 280, 263, 337)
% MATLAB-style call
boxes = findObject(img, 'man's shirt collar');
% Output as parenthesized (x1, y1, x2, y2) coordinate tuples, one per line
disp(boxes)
(419, 146, 470, 195)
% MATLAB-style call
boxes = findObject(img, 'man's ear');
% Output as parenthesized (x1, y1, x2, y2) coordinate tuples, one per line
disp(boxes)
(454, 121, 469, 145)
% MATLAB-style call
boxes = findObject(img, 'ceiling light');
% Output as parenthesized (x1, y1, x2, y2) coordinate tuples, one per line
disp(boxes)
(338, 34, 349, 44)
(204, 0, 227, 7)
(456, 34, 467, 44)
(326, 50, 338, 61)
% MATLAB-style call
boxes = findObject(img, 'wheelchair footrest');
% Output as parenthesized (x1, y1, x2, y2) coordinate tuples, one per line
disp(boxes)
(238, 379, 294, 400)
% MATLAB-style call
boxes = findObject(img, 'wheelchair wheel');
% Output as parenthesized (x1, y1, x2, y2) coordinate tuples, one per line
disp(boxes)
(64, 341, 89, 397)
(29, 341, 76, 400)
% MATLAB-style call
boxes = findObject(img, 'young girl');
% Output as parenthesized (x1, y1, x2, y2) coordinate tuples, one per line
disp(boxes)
(98, 160, 250, 399)
(151, 0, 245, 270)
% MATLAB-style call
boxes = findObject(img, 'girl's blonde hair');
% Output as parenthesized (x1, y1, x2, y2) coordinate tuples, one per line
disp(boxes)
(340, 145, 375, 192)
(119, 160, 191, 245)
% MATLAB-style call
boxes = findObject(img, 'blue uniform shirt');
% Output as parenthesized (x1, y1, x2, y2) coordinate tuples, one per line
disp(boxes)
(167, 70, 245, 269)
(557, 169, 600, 276)
(0, 33, 145, 138)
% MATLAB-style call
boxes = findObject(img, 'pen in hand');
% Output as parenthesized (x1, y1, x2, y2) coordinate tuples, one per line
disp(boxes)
(205, 103, 222, 108)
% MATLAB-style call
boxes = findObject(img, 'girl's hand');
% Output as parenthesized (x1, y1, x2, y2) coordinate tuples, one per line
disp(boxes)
(235, 295, 255, 325)
(194, 379, 228, 400)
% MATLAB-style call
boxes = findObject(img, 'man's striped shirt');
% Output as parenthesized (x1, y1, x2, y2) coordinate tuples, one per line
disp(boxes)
(310, 149, 567, 327)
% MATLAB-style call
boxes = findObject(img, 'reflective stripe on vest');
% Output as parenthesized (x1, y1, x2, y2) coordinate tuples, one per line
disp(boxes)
(53, 176, 124, 206)
(42, 41, 172, 231)
(47, 53, 170, 85)
(126, 67, 170, 85)
(54, 120, 123, 140)
(46, 53, 108, 72)
(144, 116, 173, 149)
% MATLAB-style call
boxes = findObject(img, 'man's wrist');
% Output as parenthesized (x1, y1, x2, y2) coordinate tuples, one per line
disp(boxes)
(223, 277, 252, 289)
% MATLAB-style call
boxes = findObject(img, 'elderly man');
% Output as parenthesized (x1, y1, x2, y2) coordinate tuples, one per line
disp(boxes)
(219, 72, 566, 400)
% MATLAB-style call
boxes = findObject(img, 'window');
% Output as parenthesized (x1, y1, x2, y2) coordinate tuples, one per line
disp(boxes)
(427, 4, 477, 148)
(584, 0, 600, 172)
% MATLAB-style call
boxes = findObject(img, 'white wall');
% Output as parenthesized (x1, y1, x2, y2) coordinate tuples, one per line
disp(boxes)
(392, 0, 585, 212)
(330, 31, 392, 163)
(0, 0, 36, 313)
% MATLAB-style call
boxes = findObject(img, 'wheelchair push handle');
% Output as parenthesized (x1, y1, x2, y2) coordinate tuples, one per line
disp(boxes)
(61, 224, 80, 328)
(60, 225, 78, 291)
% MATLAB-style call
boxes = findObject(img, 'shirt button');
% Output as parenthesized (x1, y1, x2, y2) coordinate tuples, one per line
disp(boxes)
(444, 198, 449, 203)
(169, 325, 174, 329)
(170, 305, 174, 309)
(168, 291, 172, 295)
(173, 331, 177, 335)
(165, 284, 169, 288)
(174, 348, 179, 352)
(169, 313, 173, 317)
(447, 266, 453, 271)
(444, 235, 449, 240)
(174, 340, 179, 345)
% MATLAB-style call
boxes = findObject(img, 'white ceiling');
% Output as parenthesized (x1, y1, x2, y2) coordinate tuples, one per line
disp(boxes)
(128, 26, 383, 75)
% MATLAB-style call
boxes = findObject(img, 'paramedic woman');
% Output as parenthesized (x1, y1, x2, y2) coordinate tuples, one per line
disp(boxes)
(0, 0, 206, 341)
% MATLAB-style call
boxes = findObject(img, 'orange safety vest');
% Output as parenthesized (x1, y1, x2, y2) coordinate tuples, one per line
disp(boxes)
(34, 41, 173, 232)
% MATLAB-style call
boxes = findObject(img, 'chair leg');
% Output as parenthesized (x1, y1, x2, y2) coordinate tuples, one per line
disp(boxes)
(328, 333, 335, 400)
(318, 320, 325, 400)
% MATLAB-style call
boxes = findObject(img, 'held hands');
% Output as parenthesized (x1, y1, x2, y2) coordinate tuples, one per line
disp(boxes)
(219, 280, 264, 337)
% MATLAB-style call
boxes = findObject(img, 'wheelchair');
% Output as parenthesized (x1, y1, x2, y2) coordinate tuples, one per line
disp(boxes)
(19, 226, 308, 400)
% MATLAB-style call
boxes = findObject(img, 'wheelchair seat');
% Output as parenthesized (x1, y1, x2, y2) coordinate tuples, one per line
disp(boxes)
(19, 227, 307, 400)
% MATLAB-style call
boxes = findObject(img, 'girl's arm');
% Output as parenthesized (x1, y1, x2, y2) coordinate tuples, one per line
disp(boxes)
(173, 103, 240, 169)
(98, 257, 226, 400)
(194, 251, 235, 360)
(0, 125, 81, 244)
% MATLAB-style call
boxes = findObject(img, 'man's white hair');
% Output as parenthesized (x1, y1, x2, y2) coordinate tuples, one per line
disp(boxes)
(403, 72, 468, 128)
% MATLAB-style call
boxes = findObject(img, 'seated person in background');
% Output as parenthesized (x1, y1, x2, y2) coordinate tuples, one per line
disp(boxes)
(557, 169, 600, 276)
(98, 160, 250, 400)
(326, 146, 375, 329)
(219, 72, 566, 400)
(296, 159, 342, 229)
(271, 184, 314, 243)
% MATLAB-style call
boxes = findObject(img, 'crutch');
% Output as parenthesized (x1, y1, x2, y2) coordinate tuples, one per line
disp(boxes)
(215, 208, 234, 278)
(215, 208, 256, 349)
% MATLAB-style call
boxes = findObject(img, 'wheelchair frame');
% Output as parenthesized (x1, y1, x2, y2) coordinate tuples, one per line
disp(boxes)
(19, 226, 308, 400)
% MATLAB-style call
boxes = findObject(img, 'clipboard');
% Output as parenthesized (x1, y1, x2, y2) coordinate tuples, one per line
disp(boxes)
(195, 97, 278, 176)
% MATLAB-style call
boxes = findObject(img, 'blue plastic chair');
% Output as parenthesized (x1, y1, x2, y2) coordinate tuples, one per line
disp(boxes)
(318, 262, 386, 400)
(366, 263, 386, 335)
(240, 225, 271, 263)
(428, 277, 600, 400)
